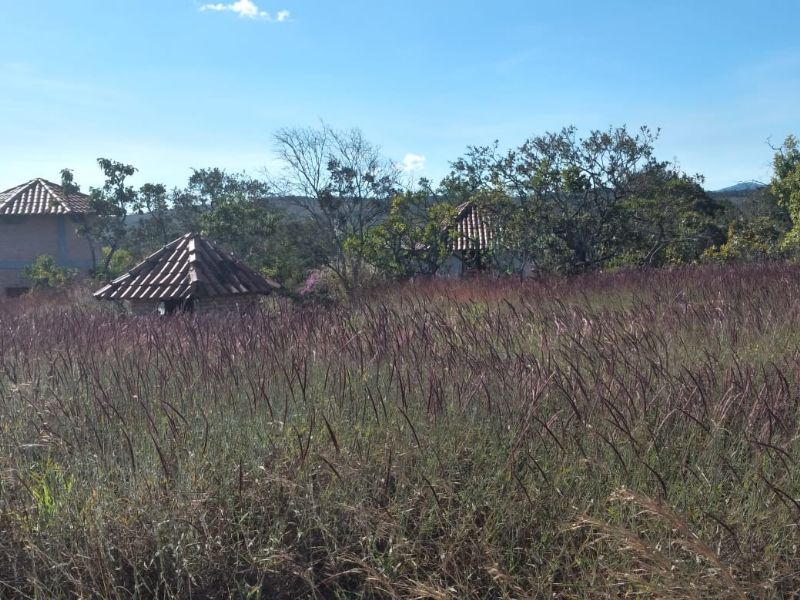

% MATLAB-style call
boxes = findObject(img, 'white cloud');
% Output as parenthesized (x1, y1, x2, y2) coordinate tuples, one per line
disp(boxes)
(200, 0, 290, 22)
(400, 153, 426, 173)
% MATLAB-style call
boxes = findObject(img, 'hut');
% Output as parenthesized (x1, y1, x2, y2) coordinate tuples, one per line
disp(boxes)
(93, 233, 279, 315)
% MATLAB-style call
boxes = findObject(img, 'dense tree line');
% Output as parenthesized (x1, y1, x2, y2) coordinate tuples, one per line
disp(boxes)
(55, 125, 800, 295)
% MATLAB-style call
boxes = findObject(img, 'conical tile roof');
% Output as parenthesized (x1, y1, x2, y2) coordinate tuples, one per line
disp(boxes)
(0, 178, 92, 215)
(93, 233, 280, 301)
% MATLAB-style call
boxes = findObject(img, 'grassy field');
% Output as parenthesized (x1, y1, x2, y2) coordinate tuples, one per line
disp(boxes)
(2, 264, 800, 598)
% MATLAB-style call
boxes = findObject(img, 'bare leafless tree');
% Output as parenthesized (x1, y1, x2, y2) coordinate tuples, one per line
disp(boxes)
(272, 124, 400, 291)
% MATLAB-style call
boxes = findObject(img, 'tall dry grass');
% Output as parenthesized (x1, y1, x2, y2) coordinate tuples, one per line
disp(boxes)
(1, 264, 800, 598)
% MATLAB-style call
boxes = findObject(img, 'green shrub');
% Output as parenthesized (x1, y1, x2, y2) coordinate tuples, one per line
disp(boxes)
(703, 218, 786, 262)
(21, 255, 76, 290)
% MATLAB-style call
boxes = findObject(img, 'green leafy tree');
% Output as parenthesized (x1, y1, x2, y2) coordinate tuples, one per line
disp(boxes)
(512, 126, 663, 272)
(441, 145, 563, 275)
(172, 168, 271, 233)
(703, 217, 786, 262)
(772, 135, 800, 250)
(360, 181, 458, 278)
(444, 125, 670, 274)
(705, 174, 789, 262)
(469, 186, 563, 276)
(79, 159, 139, 277)
(439, 142, 502, 204)
(201, 192, 278, 270)
(617, 166, 725, 267)
(170, 168, 315, 286)
(59, 168, 80, 198)
(137, 183, 175, 248)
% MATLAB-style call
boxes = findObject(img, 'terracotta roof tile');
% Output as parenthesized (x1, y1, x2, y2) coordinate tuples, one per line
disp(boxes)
(451, 202, 496, 251)
(0, 178, 92, 215)
(93, 233, 280, 301)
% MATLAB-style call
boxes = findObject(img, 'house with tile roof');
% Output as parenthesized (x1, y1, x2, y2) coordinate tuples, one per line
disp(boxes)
(438, 201, 499, 276)
(438, 201, 535, 277)
(94, 232, 280, 315)
(0, 178, 96, 295)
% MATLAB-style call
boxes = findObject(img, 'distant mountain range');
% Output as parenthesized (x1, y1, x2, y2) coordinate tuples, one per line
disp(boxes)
(708, 181, 773, 216)
(712, 181, 768, 194)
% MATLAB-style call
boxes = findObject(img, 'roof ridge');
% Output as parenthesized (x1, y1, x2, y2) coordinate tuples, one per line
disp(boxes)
(1, 178, 34, 197)
(0, 177, 92, 215)
(186, 235, 202, 292)
(0, 179, 37, 214)
(0, 179, 34, 194)
(36, 179, 68, 213)
(94, 232, 280, 302)
(105, 234, 187, 286)
(0, 183, 22, 212)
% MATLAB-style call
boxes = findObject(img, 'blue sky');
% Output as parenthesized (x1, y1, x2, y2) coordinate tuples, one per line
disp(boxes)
(1, 0, 798, 191)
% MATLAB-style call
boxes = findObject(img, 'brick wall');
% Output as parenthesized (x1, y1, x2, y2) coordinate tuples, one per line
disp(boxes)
(126, 294, 263, 316)
(0, 215, 95, 294)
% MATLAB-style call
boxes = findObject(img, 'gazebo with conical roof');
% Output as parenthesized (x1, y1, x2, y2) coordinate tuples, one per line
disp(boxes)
(93, 233, 280, 315)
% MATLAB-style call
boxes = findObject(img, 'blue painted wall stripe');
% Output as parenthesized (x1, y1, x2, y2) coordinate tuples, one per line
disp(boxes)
(0, 259, 94, 270)
(57, 215, 68, 262)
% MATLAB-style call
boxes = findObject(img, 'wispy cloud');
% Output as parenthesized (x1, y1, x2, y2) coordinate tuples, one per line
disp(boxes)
(200, 0, 290, 22)
(400, 153, 426, 173)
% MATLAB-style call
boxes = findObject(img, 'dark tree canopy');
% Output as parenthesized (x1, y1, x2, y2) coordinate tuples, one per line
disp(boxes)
(62, 125, 796, 292)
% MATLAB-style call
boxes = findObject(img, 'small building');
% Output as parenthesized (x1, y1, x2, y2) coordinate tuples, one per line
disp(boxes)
(438, 201, 497, 276)
(0, 178, 95, 296)
(93, 233, 280, 315)
(437, 201, 536, 277)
